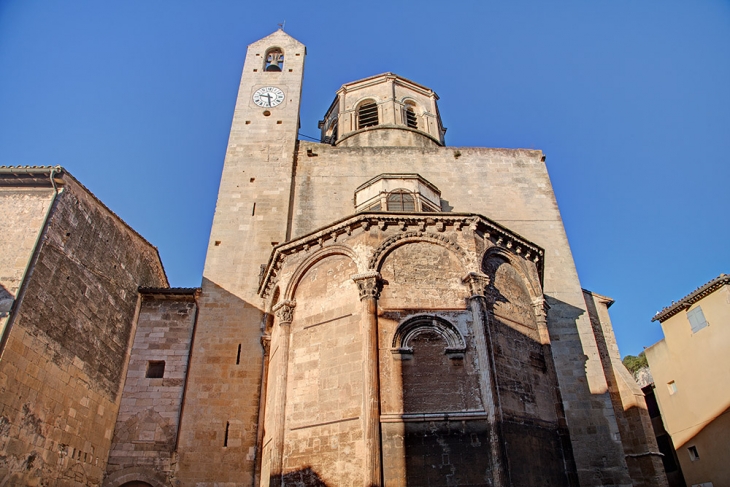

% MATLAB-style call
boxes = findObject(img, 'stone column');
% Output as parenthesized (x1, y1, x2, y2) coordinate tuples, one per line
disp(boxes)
(462, 272, 508, 487)
(352, 271, 383, 487)
(253, 332, 271, 487)
(269, 300, 295, 487)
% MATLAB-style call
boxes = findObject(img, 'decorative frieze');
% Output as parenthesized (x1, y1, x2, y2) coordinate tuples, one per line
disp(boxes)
(258, 212, 544, 299)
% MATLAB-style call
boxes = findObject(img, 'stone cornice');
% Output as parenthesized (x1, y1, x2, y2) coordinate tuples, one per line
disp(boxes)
(258, 212, 544, 298)
(652, 273, 729, 322)
(354, 173, 441, 195)
(335, 124, 443, 147)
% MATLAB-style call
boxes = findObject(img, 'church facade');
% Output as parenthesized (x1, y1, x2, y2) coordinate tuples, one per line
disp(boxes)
(0, 30, 665, 487)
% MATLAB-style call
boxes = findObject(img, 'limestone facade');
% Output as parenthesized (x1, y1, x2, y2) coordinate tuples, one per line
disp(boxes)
(0, 30, 669, 487)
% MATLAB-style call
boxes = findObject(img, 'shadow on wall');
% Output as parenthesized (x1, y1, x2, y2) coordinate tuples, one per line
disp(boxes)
(670, 404, 730, 487)
(545, 295, 632, 487)
(584, 292, 670, 487)
(278, 466, 329, 486)
(392, 271, 585, 485)
(275, 466, 381, 487)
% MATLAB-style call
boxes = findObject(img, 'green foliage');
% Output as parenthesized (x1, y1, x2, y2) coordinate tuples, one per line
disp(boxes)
(622, 351, 648, 374)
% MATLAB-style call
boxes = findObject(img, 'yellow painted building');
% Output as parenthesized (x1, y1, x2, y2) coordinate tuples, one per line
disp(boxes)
(646, 274, 730, 487)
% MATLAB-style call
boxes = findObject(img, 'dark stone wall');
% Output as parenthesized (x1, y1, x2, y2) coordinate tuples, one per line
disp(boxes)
(0, 176, 167, 486)
(484, 254, 575, 486)
(401, 331, 481, 413)
(21, 178, 166, 397)
(382, 420, 493, 487)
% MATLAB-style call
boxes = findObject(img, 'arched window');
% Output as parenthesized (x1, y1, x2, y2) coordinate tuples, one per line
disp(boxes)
(357, 101, 379, 129)
(404, 101, 418, 129)
(264, 49, 284, 72)
(387, 190, 415, 211)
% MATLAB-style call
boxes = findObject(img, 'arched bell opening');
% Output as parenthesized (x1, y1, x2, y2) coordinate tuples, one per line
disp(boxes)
(264, 48, 284, 72)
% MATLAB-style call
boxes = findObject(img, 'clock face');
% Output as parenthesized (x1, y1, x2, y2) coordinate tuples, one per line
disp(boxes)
(253, 86, 285, 108)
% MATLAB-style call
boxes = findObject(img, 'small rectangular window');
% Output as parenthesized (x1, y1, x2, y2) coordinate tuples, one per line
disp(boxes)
(667, 380, 677, 395)
(146, 361, 165, 379)
(687, 306, 709, 333)
(688, 445, 699, 461)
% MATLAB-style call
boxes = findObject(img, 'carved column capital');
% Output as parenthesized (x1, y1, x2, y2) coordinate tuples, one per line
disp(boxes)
(532, 296, 550, 321)
(352, 271, 383, 301)
(462, 272, 490, 297)
(272, 300, 296, 325)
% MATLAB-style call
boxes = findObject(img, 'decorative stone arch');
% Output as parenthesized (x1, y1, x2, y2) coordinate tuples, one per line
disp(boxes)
(102, 467, 167, 487)
(480, 247, 542, 301)
(391, 315, 466, 358)
(284, 245, 362, 301)
(369, 231, 470, 273)
(481, 246, 548, 341)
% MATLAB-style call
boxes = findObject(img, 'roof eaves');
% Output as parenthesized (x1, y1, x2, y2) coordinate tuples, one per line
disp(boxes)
(651, 273, 730, 322)
(139, 287, 201, 296)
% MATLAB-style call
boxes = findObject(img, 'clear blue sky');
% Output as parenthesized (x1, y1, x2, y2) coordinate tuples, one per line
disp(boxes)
(1, 1, 728, 358)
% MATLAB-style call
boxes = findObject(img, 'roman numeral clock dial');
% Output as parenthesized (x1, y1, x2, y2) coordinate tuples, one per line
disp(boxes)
(253, 86, 285, 108)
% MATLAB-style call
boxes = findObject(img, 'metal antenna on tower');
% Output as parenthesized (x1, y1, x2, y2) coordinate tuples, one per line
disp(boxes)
(278, 21, 286, 31)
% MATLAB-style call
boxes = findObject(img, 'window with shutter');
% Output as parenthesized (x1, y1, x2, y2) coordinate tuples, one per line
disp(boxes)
(357, 102, 379, 128)
(405, 106, 418, 129)
(687, 306, 708, 333)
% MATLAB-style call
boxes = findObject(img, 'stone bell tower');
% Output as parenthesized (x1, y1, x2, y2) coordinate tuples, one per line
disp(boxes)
(174, 29, 306, 485)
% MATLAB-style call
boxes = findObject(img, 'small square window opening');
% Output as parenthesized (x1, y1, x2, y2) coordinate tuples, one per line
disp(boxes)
(667, 380, 677, 395)
(687, 445, 699, 461)
(146, 361, 165, 379)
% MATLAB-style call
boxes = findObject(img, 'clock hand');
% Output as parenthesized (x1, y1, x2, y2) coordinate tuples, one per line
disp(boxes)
(265, 93, 272, 106)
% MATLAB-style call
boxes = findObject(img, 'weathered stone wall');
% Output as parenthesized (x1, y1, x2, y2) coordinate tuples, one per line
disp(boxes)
(291, 141, 632, 486)
(104, 290, 198, 487)
(0, 175, 167, 486)
(0, 185, 55, 339)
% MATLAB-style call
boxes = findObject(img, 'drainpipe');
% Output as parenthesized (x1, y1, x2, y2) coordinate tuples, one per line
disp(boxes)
(0, 166, 62, 357)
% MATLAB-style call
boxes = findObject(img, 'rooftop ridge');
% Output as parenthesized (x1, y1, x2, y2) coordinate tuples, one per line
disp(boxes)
(652, 273, 730, 322)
